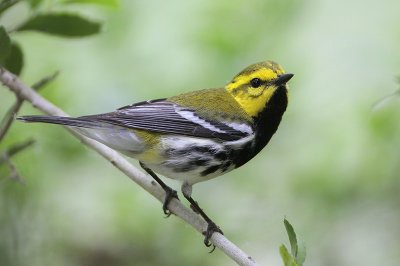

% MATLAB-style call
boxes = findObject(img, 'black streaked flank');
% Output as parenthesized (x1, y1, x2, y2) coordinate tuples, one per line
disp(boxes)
(172, 164, 197, 173)
(221, 162, 232, 172)
(193, 146, 215, 153)
(214, 151, 228, 161)
(165, 145, 216, 157)
(201, 165, 220, 176)
(189, 158, 209, 167)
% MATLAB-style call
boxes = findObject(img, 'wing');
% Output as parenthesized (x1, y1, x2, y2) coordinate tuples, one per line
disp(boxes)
(79, 99, 252, 141)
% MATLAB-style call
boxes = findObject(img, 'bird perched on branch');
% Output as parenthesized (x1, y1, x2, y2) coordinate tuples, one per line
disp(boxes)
(19, 60, 294, 248)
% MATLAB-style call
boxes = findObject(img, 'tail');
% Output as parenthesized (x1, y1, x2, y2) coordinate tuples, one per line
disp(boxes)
(17, 115, 144, 152)
(17, 115, 99, 128)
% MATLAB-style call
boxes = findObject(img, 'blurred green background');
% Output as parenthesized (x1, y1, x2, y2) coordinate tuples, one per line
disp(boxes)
(1, 0, 400, 265)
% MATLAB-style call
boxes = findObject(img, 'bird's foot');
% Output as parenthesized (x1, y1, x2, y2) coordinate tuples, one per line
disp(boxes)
(162, 186, 179, 217)
(203, 221, 224, 252)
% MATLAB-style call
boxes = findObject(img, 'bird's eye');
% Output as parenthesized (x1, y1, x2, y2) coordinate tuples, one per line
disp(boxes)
(250, 78, 261, 88)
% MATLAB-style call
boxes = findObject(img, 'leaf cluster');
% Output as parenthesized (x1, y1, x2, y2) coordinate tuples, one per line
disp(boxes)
(280, 219, 306, 266)
(0, 0, 118, 75)
(0, 0, 116, 182)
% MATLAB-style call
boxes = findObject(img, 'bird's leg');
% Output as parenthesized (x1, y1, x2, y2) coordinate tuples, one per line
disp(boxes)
(181, 182, 223, 251)
(140, 162, 179, 217)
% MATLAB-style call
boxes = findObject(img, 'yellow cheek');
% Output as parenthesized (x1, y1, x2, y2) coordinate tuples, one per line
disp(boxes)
(234, 88, 276, 117)
(248, 87, 264, 97)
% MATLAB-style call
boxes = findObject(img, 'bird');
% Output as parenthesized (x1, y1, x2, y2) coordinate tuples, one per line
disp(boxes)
(18, 60, 294, 248)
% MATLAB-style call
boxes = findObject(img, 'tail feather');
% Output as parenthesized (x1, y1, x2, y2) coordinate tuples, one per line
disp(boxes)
(17, 115, 99, 128)
(17, 115, 144, 152)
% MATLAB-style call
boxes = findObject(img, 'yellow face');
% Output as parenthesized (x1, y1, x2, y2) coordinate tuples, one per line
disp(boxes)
(225, 61, 288, 117)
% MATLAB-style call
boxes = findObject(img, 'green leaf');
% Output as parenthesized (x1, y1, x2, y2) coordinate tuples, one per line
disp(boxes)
(279, 245, 298, 266)
(62, 0, 119, 8)
(283, 218, 306, 266)
(4, 42, 23, 75)
(17, 13, 102, 37)
(0, 26, 11, 63)
(284, 218, 298, 258)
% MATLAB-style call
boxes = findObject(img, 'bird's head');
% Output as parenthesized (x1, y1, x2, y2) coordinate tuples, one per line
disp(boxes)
(225, 61, 293, 118)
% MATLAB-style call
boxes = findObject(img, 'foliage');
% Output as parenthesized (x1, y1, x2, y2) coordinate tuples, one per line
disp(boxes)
(0, 0, 114, 235)
(17, 14, 101, 37)
(280, 219, 306, 266)
(0, 0, 110, 75)
(0, 0, 114, 168)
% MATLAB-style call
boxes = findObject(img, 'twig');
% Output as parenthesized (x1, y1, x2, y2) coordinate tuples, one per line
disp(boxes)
(0, 71, 59, 142)
(372, 89, 400, 111)
(1, 153, 24, 183)
(372, 75, 400, 111)
(0, 97, 23, 142)
(0, 139, 34, 183)
(0, 67, 259, 266)
(31, 71, 59, 91)
(0, 138, 35, 164)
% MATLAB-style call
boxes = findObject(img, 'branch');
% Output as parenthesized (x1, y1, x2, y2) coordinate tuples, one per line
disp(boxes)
(1, 152, 25, 183)
(0, 138, 35, 164)
(31, 71, 59, 91)
(0, 97, 23, 142)
(0, 67, 259, 266)
(0, 139, 33, 183)
(0, 71, 58, 142)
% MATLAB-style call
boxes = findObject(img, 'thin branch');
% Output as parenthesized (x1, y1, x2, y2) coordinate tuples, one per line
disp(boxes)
(1, 153, 24, 183)
(372, 75, 400, 111)
(372, 89, 400, 111)
(0, 97, 23, 142)
(31, 71, 59, 91)
(0, 67, 259, 266)
(0, 71, 59, 142)
(0, 138, 35, 164)
(0, 139, 34, 183)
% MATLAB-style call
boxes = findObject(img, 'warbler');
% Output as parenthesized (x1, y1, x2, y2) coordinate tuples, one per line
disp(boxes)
(19, 60, 293, 247)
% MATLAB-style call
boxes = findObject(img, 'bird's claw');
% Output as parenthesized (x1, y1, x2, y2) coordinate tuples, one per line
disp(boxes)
(162, 187, 179, 217)
(203, 221, 223, 252)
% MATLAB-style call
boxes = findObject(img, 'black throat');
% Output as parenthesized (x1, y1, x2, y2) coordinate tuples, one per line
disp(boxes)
(253, 85, 288, 154)
(233, 85, 288, 167)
